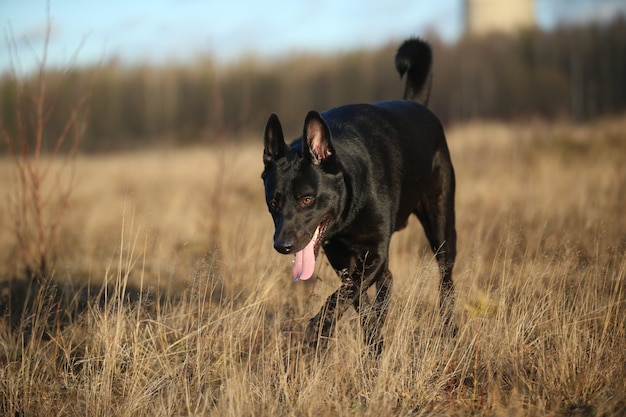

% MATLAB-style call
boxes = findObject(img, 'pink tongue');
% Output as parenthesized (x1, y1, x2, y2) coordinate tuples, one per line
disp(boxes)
(292, 236, 316, 281)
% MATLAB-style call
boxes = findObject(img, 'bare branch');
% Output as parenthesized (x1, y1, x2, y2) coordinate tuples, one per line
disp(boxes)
(2, 0, 92, 283)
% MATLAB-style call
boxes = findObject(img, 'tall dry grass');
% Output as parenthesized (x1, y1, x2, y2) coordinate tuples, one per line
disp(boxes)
(0, 117, 625, 416)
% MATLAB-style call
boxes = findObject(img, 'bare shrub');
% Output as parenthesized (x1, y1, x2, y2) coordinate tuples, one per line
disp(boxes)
(1, 4, 92, 285)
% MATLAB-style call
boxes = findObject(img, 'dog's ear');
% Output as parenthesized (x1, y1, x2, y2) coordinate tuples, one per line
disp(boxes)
(264, 113, 287, 165)
(303, 111, 333, 165)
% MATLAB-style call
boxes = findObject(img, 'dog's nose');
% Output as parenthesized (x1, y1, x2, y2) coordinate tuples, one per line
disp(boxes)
(274, 239, 294, 254)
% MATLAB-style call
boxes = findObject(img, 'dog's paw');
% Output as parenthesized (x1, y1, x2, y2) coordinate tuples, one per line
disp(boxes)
(303, 314, 334, 353)
(303, 316, 321, 349)
(438, 319, 458, 338)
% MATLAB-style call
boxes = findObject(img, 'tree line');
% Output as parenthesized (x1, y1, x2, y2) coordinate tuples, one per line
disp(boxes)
(1, 17, 625, 152)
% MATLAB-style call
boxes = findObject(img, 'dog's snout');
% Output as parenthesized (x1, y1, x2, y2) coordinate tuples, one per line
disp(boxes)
(274, 239, 295, 254)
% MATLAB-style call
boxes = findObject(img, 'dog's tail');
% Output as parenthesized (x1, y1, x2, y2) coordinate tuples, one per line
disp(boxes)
(395, 38, 433, 106)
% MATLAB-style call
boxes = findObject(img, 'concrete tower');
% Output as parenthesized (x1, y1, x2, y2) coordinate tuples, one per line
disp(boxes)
(465, 0, 536, 36)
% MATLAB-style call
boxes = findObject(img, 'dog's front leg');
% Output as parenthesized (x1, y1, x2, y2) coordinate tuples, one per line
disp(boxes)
(304, 274, 359, 351)
(363, 268, 392, 356)
(304, 254, 383, 351)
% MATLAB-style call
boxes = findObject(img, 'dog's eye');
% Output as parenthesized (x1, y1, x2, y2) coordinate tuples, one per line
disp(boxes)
(270, 199, 279, 209)
(300, 196, 314, 207)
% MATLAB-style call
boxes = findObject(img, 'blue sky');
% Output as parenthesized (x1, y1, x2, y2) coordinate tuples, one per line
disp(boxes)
(2, 0, 626, 73)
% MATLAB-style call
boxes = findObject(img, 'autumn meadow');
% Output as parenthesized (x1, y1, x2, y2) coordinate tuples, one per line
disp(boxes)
(1, 15, 626, 417)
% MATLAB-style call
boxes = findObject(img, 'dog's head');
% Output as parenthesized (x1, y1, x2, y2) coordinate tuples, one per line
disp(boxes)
(262, 111, 344, 281)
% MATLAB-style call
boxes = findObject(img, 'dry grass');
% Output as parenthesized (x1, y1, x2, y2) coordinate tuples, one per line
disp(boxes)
(0, 117, 625, 416)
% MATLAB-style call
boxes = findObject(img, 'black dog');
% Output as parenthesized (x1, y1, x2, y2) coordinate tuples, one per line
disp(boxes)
(262, 38, 456, 353)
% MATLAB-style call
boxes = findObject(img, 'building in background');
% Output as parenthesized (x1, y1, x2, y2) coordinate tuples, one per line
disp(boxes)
(465, 0, 536, 36)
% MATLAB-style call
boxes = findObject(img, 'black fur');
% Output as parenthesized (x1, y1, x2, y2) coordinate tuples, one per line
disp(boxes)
(395, 38, 433, 105)
(262, 38, 456, 354)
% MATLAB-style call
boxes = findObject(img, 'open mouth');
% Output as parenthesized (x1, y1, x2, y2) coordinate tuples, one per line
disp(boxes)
(291, 219, 328, 281)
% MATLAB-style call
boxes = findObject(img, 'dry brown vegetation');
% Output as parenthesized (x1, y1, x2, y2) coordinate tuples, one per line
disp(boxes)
(0, 116, 625, 416)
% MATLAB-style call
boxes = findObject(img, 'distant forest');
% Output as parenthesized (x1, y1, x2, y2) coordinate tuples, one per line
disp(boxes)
(1, 17, 625, 152)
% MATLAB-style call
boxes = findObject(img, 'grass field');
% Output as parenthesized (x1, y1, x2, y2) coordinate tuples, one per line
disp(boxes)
(1, 117, 625, 416)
